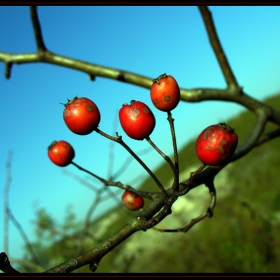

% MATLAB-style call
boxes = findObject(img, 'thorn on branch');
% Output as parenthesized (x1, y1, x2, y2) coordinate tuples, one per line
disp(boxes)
(88, 74, 96, 81)
(89, 261, 99, 272)
(189, 164, 206, 185)
(5, 62, 12, 79)
(115, 132, 122, 140)
(207, 207, 213, 218)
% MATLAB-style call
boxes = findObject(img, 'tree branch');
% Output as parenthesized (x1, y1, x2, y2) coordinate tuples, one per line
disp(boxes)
(30, 6, 47, 52)
(198, 6, 239, 90)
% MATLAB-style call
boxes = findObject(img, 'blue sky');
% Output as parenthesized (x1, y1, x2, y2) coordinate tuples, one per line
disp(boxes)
(1, 6, 280, 262)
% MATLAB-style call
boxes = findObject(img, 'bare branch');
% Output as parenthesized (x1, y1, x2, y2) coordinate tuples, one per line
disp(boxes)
(167, 111, 180, 191)
(95, 128, 169, 199)
(5, 62, 12, 79)
(69, 161, 154, 200)
(198, 6, 239, 90)
(111, 146, 153, 180)
(153, 180, 216, 233)
(1, 5, 280, 273)
(4, 151, 12, 255)
(231, 108, 269, 161)
(145, 137, 175, 171)
(1, 50, 280, 129)
(30, 6, 47, 51)
(255, 127, 280, 147)
(44, 223, 137, 273)
(9, 210, 41, 266)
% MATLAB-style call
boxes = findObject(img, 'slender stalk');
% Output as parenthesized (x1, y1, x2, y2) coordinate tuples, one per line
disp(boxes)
(145, 137, 175, 170)
(166, 111, 180, 191)
(198, 6, 239, 89)
(30, 6, 47, 51)
(4, 151, 13, 255)
(153, 180, 216, 233)
(95, 128, 169, 199)
(71, 161, 108, 184)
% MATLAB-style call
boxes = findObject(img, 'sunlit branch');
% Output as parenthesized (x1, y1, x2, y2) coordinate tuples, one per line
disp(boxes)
(1, 50, 280, 128)
(180, 88, 280, 126)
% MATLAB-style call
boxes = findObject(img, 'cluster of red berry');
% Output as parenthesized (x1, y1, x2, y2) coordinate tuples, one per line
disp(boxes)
(48, 74, 238, 211)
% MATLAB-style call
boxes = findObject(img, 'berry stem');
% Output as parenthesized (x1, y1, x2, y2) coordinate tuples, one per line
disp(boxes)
(95, 128, 169, 199)
(189, 164, 206, 183)
(71, 161, 108, 184)
(71, 161, 154, 200)
(152, 73, 168, 84)
(152, 180, 216, 233)
(167, 111, 180, 191)
(145, 136, 178, 186)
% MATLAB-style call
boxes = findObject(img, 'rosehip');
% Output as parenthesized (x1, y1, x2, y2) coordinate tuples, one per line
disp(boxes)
(150, 73, 180, 112)
(119, 100, 155, 140)
(195, 123, 238, 166)
(48, 140, 75, 167)
(122, 191, 144, 211)
(63, 96, 101, 135)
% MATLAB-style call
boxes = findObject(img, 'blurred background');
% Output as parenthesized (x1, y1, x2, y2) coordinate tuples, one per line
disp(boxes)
(1, 6, 280, 271)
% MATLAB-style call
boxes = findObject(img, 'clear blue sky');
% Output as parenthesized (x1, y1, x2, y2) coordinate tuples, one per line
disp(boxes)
(1, 6, 280, 262)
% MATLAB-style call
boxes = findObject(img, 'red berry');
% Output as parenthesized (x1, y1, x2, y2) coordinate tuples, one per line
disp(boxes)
(121, 191, 144, 211)
(119, 100, 156, 140)
(150, 73, 180, 112)
(48, 140, 75, 167)
(63, 96, 101, 135)
(195, 123, 238, 166)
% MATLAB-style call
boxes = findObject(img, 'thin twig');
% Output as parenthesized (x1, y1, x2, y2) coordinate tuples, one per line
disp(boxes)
(71, 161, 108, 185)
(9, 210, 41, 266)
(145, 137, 175, 170)
(4, 151, 13, 255)
(112, 146, 152, 180)
(198, 6, 239, 89)
(167, 111, 180, 191)
(70, 161, 154, 199)
(95, 128, 169, 199)
(30, 6, 47, 51)
(153, 181, 216, 233)
(255, 127, 280, 147)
